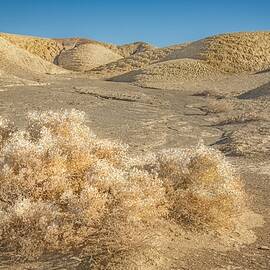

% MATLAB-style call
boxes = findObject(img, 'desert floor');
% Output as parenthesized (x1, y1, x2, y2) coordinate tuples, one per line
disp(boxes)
(0, 72, 269, 269)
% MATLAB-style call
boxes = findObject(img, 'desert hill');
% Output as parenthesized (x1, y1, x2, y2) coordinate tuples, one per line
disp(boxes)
(53, 37, 119, 55)
(109, 32, 270, 87)
(0, 32, 63, 62)
(89, 44, 187, 77)
(0, 37, 67, 80)
(53, 39, 154, 71)
(111, 58, 223, 84)
(0, 33, 154, 73)
(165, 32, 270, 73)
(57, 43, 123, 71)
(1, 31, 270, 86)
(117, 41, 155, 57)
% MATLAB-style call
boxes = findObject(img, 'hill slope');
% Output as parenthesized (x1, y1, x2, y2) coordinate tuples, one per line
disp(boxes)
(0, 32, 63, 62)
(0, 37, 67, 79)
(117, 41, 155, 57)
(111, 58, 223, 87)
(57, 43, 123, 71)
(89, 44, 187, 77)
(165, 32, 270, 73)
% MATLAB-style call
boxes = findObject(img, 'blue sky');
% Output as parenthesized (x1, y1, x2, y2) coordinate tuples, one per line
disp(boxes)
(1, 0, 270, 46)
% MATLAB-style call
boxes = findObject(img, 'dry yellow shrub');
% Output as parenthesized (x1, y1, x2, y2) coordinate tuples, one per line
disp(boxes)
(137, 145, 245, 231)
(0, 110, 246, 268)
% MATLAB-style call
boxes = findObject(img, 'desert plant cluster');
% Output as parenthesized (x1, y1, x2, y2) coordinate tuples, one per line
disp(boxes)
(0, 110, 246, 268)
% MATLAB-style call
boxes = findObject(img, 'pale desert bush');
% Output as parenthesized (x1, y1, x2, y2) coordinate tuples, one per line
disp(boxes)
(0, 110, 246, 268)
(135, 144, 245, 231)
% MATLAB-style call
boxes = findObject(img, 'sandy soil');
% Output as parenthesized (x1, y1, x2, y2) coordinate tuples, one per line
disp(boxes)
(0, 71, 269, 269)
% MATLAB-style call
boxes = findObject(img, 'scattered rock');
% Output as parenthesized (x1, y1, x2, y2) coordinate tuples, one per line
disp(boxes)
(258, 246, 270, 250)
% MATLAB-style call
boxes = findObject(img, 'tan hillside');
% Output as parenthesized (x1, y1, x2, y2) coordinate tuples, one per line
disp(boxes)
(0, 37, 67, 79)
(117, 41, 155, 57)
(54, 38, 154, 58)
(0, 32, 63, 62)
(111, 58, 223, 86)
(54, 37, 120, 54)
(165, 32, 270, 73)
(89, 44, 187, 77)
(57, 43, 123, 71)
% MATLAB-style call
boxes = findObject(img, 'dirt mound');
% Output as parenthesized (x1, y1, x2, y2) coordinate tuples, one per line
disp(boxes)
(57, 43, 122, 71)
(0, 37, 67, 79)
(165, 32, 270, 73)
(117, 42, 155, 57)
(0, 32, 63, 62)
(89, 45, 187, 77)
(238, 81, 270, 99)
(111, 59, 223, 86)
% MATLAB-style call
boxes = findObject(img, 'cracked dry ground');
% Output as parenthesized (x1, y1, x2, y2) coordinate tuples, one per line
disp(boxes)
(0, 74, 269, 269)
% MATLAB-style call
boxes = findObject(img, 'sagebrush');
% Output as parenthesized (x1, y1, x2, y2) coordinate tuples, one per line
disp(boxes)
(0, 110, 246, 269)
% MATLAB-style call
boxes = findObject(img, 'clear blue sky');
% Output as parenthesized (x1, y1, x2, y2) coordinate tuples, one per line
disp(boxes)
(1, 0, 270, 46)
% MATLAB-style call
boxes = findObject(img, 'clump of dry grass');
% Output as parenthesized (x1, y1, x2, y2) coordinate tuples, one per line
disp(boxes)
(0, 110, 246, 268)
(0, 110, 169, 268)
(136, 144, 245, 231)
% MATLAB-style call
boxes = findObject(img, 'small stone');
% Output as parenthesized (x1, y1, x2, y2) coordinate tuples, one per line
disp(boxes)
(258, 246, 270, 250)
